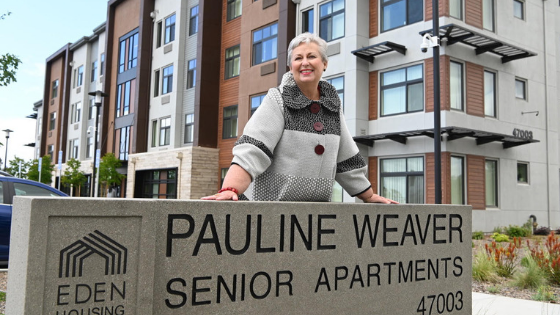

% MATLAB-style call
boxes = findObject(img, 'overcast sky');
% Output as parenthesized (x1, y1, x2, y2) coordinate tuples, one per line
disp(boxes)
(0, 0, 107, 164)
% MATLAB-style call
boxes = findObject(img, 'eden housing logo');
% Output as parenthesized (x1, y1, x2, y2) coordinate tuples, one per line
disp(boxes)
(59, 230, 128, 278)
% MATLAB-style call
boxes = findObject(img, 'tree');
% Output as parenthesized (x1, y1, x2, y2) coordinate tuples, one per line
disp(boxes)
(0, 12, 22, 87)
(5, 156, 32, 178)
(99, 153, 125, 196)
(61, 158, 86, 196)
(28, 155, 55, 184)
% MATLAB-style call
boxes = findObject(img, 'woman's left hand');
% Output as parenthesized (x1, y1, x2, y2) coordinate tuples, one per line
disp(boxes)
(364, 194, 399, 204)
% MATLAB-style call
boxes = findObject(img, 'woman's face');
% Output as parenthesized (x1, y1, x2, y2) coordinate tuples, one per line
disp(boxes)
(290, 42, 328, 89)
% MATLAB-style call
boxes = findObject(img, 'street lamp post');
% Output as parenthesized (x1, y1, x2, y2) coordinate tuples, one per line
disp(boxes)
(432, 0, 442, 204)
(88, 90, 108, 197)
(2, 129, 13, 171)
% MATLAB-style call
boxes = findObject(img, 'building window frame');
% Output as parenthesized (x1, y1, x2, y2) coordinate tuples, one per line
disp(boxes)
(513, 0, 524, 20)
(380, 156, 425, 204)
(450, 0, 463, 20)
(71, 102, 82, 124)
(451, 156, 465, 205)
(184, 114, 194, 143)
(225, 45, 241, 79)
(51, 80, 59, 99)
(88, 99, 94, 120)
(100, 53, 105, 76)
(252, 23, 278, 66)
(302, 8, 314, 33)
(68, 139, 79, 159)
(91, 60, 98, 82)
(154, 69, 160, 97)
(162, 65, 174, 94)
(159, 117, 171, 146)
(380, 64, 424, 117)
(151, 120, 158, 147)
(49, 112, 56, 130)
(484, 70, 497, 117)
(250, 94, 266, 116)
(165, 14, 176, 44)
(515, 78, 527, 100)
(156, 21, 163, 48)
(119, 31, 139, 73)
(86, 136, 93, 158)
(47, 145, 54, 159)
(517, 162, 529, 184)
(319, 0, 345, 42)
(187, 59, 196, 89)
(483, 0, 495, 32)
(223, 105, 238, 139)
(450, 61, 464, 111)
(116, 80, 132, 117)
(141, 169, 177, 199)
(227, 0, 242, 21)
(76, 65, 84, 87)
(381, 0, 423, 33)
(326, 75, 344, 112)
(189, 6, 199, 36)
(485, 159, 499, 207)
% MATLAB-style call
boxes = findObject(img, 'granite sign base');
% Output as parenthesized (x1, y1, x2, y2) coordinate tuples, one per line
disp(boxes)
(7, 198, 472, 315)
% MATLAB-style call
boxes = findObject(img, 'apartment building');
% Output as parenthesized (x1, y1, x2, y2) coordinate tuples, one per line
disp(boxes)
(35, 0, 560, 231)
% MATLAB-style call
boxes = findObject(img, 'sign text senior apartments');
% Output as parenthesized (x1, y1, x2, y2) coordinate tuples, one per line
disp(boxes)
(164, 211, 466, 314)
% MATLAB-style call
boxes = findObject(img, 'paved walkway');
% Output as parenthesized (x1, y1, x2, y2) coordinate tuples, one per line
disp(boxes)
(473, 292, 560, 315)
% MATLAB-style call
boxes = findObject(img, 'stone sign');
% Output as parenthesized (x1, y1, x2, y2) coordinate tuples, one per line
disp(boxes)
(7, 198, 471, 315)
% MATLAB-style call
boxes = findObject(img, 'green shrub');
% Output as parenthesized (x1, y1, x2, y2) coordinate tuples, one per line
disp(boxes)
(487, 286, 500, 294)
(472, 231, 485, 240)
(506, 224, 531, 237)
(532, 286, 557, 303)
(491, 233, 509, 242)
(472, 249, 499, 283)
(512, 255, 548, 289)
(493, 226, 505, 234)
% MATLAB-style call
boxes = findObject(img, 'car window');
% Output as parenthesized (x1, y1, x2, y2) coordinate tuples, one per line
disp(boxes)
(0, 182, 3, 203)
(13, 183, 60, 197)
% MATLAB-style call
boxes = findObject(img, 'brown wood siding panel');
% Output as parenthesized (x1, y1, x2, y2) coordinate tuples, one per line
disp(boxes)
(368, 157, 378, 194)
(465, 0, 482, 29)
(370, 0, 378, 38)
(425, 0, 446, 21)
(467, 154, 485, 210)
(425, 56, 450, 113)
(440, 55, 450, 111)
(369, 71, 378, 120)
(426, 153, 434, 203)
(425, 58, 433, 112)
(466, 62, 484, 117)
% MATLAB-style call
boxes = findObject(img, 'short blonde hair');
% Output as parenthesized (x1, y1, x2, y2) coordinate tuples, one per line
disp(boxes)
(287, 33, 328, 65)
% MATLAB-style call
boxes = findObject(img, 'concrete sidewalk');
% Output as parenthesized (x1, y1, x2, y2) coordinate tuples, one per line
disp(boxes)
(473, 292, 560, 315)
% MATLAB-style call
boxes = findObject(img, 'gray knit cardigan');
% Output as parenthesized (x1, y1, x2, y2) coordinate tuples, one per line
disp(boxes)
(232, 72, 371, 201)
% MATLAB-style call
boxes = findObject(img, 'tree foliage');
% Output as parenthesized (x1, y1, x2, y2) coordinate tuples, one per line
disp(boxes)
(99, 153, 125, 187)
(0, 12, 22, 87)
(27, 155, 55, 184)
(5, 156, 32, 178)
(61, 158, 86, 191)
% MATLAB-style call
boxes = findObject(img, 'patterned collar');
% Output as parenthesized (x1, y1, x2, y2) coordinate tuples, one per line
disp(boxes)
(280, 72, 340, 112)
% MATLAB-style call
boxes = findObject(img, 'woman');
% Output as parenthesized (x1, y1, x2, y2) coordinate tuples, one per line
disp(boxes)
(203, 33, 397, 204)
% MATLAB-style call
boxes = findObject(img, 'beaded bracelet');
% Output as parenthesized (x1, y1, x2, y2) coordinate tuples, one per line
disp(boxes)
(218, 187, 239, 195)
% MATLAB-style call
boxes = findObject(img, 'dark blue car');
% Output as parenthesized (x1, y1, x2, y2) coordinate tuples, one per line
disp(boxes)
(0, 172, 67, 267)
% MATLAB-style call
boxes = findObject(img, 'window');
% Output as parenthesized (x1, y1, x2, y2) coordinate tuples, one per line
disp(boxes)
(49, 112, 56, 130)
(187, 59, 196, 89)
(450, 61, 463, 110)
(326, 76, 344, 111)
(77, 66, 84, 87)
(450, 0, 462, 19)
(252, 23, 278, 66)
(47, 145, 54, 159)
(185, 114, 194, 143)
(381, 64, 423, 116)
(13, 183, 60, 197)
(86, 137, 93, 158)
(381, 0, 423, 32)
(88, 99, 94, 120)
(160, 117, 171, 146)
(51, 80, 59, 99)
(119, 32, 139, 73)
(485, 159, 498, 207)
(116, 80, 132, 117)
(227, 0, 242, 21)
(165, 14, 176, 44)
(514, 0, 524, 19)
(140, 169, 177, 199)
(156, 21, 163, 48)
(319, 0, 344, 41)
(69, 139, 79, 159)
(515, 78, 526, 100)
(163, 65, 173, 94)
(152, 120, 158, 147)
(71, 102, 82, 124)
(380, 156, 424, 204)
(517, 162, 528, 183)
(225, 46, 240, 79)
(251, 94, 266, 116)
(223, 106, 238, 139)
(154, 70, 160, 97)
(117, 126, 131, 160)
(302, 9, 314, 33)
(189, 6, 199, 36)
(221, 168, 229, 186)
(451, 156, 465, 205)
(91, 60, 98, 82)
(100, 53, 105, 76)
(484, 71, 496, 117)
(483, 0, 495, 31)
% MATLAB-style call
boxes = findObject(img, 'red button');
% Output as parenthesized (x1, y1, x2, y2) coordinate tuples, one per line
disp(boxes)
(313, 122, 324, 132)
(310, 103, 320, 114)
(315, 145, 325, 155)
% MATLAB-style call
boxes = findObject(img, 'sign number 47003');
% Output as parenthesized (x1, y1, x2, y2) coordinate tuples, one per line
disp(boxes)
(417, 291, 463, 315)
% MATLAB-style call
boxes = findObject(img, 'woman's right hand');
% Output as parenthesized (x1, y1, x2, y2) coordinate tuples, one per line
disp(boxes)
(201, 190, 239, 201)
